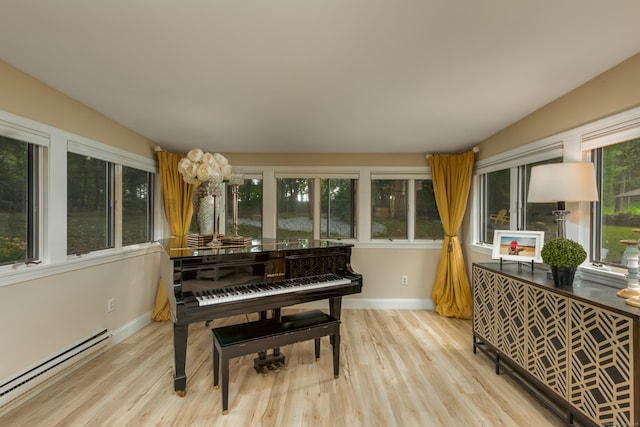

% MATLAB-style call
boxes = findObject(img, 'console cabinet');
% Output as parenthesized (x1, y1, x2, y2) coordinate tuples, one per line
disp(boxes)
(473, 263, 638, 427)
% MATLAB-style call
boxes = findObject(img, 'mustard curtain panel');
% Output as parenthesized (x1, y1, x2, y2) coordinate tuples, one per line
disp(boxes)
(151, 151, 195, 321)
(429, 150, 475, 319)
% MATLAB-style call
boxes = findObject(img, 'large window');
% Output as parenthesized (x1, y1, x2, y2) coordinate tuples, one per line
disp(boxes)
(524, 158, 562, 241)
(0, 136, 37, 265)
(593, 138, 640, 266)
(321, 178, 356, 239)
(67, 152, 114, 255)
(482, 169, 511, 244)
(371, 179, 408, 239)
(277, 178, 312, 239)
(226, 177, 263, 239)
(276, 177, 357, 239)
(477, 156, 562, 245)
(371, 177, 441, 241)
(122, 166, 153, 246)
(415, 179, 443, 240)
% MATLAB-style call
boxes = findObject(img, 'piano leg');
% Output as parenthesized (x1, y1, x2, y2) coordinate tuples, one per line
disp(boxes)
(173, 323, 188, 396)
(333, 326, 341, 379)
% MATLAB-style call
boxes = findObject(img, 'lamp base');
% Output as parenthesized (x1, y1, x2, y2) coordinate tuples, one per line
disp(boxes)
(617, 288, 640, 298)
(625, 295, 640, 308)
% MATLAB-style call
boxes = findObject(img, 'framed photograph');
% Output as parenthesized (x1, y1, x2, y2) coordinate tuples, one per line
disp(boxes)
(491, 230, 544, 263)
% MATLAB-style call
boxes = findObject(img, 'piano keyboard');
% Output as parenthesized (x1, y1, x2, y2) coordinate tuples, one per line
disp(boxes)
(193, 273, 351, 306)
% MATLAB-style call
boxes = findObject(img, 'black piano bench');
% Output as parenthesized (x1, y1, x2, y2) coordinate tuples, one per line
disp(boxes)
(212, 309, 341, 414)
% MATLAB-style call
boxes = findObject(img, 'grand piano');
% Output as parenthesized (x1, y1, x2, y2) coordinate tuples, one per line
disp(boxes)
(159, 237, 363, 396)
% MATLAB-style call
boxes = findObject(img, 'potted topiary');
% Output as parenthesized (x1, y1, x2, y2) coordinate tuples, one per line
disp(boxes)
(540, 238, 587, 287)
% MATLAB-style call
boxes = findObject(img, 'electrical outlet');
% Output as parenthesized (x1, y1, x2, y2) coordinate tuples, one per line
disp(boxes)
(107, 298, 115, 312)
(401, 275, 408, 285)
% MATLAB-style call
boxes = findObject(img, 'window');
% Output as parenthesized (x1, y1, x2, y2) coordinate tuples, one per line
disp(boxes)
(476, 154, 562, 245)
(226, 177, 263, 239)
(122, 166, 153, 246)
(524, 158, 562, 242)
(593, 138, 640, 266)
(0, 136, 38, 265)
(482, 169, 511, 244)
(275, 176, 357, 240)
(277, 178, 312, 239)
(67, 152, 114, 255)
(321, 178, 356, 239)
(371, 179, 408, 239)
(415, 179, 443, 240)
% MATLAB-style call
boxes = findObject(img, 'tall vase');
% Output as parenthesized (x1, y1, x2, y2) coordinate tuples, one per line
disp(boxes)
(193, 178, 223, 244)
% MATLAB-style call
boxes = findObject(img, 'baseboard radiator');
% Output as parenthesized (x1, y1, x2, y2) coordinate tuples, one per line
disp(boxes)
(0, 329, 111, 412)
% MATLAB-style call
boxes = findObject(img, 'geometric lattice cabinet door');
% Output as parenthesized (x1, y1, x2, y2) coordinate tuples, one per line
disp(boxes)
(569, 301, 633, 427)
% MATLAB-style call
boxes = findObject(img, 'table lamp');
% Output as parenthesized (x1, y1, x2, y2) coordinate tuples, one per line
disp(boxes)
(527, 162, 599, 239)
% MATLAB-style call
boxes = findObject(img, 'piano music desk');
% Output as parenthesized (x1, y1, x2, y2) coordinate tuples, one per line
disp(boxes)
(212, 310, 341, 414)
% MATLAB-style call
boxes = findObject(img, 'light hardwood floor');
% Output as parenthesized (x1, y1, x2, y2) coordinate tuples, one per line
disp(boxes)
(0, 309, 564, 427)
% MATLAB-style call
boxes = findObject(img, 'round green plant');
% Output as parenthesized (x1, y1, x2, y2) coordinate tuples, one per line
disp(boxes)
(540, 238, 587, 268)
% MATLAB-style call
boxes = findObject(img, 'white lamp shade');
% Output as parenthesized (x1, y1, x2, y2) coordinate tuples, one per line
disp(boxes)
(527, 162, 599, 203)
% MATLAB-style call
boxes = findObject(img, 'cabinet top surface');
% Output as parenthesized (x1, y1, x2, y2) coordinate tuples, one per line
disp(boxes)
(474, 262, 640, 318)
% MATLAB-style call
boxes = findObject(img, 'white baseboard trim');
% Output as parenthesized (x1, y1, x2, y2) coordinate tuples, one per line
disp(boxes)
(109, 310, 154, 346)
(292, 298, 434, 310)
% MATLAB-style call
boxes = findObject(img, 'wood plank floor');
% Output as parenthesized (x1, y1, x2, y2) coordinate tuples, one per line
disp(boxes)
(0, 309, 564, 427)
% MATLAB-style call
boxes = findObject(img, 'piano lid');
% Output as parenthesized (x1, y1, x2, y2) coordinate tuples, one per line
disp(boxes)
(158, 237, 354, 260)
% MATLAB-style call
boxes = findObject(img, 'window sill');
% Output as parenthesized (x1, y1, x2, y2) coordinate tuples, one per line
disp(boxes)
(355, 240, 443, 249)
(0, 242, 162, 288)
(578, 263, 627, 289)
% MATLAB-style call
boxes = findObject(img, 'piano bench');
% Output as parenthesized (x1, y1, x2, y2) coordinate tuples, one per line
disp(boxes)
(212, 309, 341, 414)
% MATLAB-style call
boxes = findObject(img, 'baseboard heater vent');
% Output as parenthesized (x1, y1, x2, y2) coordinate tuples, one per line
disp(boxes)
(0, 329, 111, 411)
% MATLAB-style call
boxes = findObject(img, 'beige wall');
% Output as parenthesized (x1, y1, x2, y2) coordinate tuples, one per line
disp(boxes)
(477, 52, 640, 160)
(351, 248, 439, 302)
(0, 60, 156, 159)
(225, 152, 429, 167)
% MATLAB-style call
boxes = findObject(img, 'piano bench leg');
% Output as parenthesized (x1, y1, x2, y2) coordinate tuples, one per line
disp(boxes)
(333, 332, 340, 379)
(221, 355, 230, 414)
(213, 343, 220, 389)
(314, 337, 321, 361)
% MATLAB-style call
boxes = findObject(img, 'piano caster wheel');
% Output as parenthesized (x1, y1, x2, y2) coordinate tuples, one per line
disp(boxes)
(176, 390, 186, 397)
(261, 366, 269, 376)
(222, 410, 228, 415)
(205, 320, 212, 327)
(214, 385, 220, 390)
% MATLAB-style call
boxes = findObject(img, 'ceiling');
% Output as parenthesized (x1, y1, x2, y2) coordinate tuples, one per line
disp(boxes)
(1, 1, 640, 154)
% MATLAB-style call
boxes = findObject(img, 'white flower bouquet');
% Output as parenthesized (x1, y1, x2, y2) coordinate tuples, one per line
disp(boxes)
(177, 148, 232, 184)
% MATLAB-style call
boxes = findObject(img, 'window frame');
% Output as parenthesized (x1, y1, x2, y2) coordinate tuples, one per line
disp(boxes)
(473, 142, 563, 248)
(0, 110, 158, 288)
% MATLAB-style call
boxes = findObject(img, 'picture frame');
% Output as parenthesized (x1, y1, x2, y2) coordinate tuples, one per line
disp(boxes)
(491, 230, 544, 263)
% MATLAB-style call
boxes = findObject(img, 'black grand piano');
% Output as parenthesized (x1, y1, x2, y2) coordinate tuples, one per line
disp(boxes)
(159, 237, 363, 396)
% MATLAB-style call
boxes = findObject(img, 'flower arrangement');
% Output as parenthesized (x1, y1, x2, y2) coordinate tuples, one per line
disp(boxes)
(177, 148, 232, 184)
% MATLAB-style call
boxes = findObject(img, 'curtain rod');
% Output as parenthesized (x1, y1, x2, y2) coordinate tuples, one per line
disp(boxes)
(425, 145, 479, 159)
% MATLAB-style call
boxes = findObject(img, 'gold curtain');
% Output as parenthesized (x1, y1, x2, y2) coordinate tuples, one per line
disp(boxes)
(429, 150, 475, 319)
(151, 151, 196, 321)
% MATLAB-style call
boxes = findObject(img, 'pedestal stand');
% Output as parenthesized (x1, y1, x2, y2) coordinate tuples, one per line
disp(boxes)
(619, 239, 640, 304)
